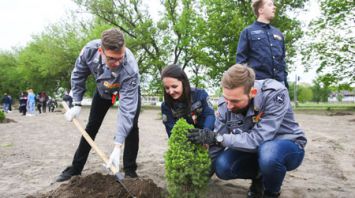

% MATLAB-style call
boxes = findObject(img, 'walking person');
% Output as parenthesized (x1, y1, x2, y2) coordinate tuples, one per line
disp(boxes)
(56, 28, 141, 182)
(27, 89, 36, 116)
(19, 92, 28, 116)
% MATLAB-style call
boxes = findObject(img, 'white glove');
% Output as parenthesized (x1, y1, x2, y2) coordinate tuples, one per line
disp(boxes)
(106, 144, 122, 173)
(65, 106, 81, 121)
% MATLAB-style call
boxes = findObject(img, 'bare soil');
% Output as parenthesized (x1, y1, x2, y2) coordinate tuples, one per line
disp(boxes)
(0, 108, 355, 198)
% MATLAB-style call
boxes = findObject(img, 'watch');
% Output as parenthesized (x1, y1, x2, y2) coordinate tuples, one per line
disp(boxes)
(216, 133, 224, 144)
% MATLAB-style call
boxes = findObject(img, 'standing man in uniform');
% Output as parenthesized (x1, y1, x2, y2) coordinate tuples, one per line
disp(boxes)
(187, 64, 306, 198)
(56, 28, 141, 182)
(236, 0, 288, 88)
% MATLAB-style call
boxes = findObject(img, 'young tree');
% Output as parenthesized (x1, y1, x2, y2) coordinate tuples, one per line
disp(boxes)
(165, 119, 211, 198)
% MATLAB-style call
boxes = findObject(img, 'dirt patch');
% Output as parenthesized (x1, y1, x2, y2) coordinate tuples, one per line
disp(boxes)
(0, 118, 17, 123)
(328, 111, 353, 116)
(27, 173, 165, 198)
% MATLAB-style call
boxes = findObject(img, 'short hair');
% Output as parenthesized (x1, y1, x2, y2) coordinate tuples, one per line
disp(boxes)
(251, 0, 265, 17)
(101, 28, 125, 51)
(221, 64, 255, 94)
(161, 64, 192, 112)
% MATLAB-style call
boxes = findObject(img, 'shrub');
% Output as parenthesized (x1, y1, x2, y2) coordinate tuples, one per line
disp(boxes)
(164, 119, 211, 198)
(0, 111, 5, 122)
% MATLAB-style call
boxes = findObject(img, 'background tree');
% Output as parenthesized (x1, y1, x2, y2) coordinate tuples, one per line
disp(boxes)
(301, 0, 355, 88)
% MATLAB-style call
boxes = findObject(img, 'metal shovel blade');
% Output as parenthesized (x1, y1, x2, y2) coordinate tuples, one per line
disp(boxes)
(115, 172, 136, 198)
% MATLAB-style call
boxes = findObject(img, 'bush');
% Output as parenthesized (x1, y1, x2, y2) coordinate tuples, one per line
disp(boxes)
(0, 111, 5, 122)
(164, 119, 211, 198)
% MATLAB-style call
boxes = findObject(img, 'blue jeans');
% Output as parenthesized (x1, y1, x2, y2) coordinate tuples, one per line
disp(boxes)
(214, 139, 305, 193)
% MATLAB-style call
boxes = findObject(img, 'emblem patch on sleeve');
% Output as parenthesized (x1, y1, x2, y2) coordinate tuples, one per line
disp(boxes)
(273, 93, 285, 105)
(162, 114, 167, 122)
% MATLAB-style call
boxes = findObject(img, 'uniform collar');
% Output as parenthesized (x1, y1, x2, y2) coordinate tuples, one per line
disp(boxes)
(254, 21, 271, 29)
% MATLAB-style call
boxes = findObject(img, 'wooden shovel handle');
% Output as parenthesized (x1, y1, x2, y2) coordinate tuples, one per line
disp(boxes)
(62, 101, 118, 174)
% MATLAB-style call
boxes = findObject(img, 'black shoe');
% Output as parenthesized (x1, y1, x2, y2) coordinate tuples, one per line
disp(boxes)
(125, 170, 138, 178)
(247, 177, 264, 198)
(263, 191, 280, 198)
(56, 166, 80, 182)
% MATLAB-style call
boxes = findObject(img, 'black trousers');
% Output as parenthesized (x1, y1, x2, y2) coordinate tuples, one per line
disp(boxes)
(71, 90, 141, 173)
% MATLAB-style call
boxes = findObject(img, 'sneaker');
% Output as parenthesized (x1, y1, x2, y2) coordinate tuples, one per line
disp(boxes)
(247, 177, 264, 198)
(56, 166, 80, 182)
(124, 170, 138, 178)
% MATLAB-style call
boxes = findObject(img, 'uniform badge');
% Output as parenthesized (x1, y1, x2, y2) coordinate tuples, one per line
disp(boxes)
(162, 114, 167, 122)
(273, 34, 282, 41)
(273, 93, 285, 105)
(130, 78, 137, 87)
(252, 112, 264, 123)
(206, 96, 214, 109)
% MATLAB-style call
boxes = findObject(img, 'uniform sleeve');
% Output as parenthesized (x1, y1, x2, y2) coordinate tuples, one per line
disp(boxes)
(223, 89, 290, 152)
(200, 90, 215, 131)
(114, 73, 139, 144)
(71, 47, 92, 102)
(209, 103, 227, 162)
(282, 35, 289, 88)
(236, 29, 250, 64)
(161, 102, 175, 137)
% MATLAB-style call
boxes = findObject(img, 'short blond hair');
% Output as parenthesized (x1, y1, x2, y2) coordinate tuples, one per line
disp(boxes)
(221, 64, 255, 94)
(251, 0, 265, 17)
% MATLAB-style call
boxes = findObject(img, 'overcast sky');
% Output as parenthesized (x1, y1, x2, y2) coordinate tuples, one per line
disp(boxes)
(0, 0, 320, 83)
(0, 0, 77, 50)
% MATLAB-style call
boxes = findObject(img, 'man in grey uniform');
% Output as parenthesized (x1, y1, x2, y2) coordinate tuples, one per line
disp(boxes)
(187, 64, 306, 198)
(56, 28, 141, 182)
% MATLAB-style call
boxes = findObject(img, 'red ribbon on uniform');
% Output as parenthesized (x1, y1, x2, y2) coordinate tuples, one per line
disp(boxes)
(111, 94, 120, 105)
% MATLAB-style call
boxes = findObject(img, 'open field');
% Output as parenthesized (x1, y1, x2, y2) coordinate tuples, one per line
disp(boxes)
(0, 108, 355, 197)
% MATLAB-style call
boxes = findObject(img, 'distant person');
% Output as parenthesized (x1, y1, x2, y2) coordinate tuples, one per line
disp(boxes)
(160, 64, 215, 137)
(188, 64, 306, 198)
(8, 94, 12, 112)
(236, 0, 288, 88)
(47, 97, 57, 112)
(63, 91, 73, 108)
(19, 92, 28, 116)
(2, 93, 10, 113)
(56, 28, 141, 182)
(27, 89, 36, 116)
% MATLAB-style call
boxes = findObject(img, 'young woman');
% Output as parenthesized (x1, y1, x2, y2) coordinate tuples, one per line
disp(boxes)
(161, 64, 215, 137)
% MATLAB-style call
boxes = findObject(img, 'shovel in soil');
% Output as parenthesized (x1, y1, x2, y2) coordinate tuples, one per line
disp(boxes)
(62, 102, 136, 198)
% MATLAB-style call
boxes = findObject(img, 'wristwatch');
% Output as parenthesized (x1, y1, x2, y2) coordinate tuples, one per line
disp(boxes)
(216, 133, 224, 144)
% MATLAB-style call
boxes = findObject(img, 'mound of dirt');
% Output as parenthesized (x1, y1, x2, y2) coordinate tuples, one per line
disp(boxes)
(328, 112, 353, 116)
(0, 118, 16, 123)
(27, 173, 165, 198)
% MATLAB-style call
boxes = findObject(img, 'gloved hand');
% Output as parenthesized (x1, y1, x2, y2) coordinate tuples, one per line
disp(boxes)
(64, 106, 81, 121)
(106, 143, 122, 174)
(187, 128, 217, 145)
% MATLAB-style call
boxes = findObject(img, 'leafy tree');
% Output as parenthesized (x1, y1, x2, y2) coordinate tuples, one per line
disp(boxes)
(301, 0, 355, 88)
(199, 0, 306, 85)
(0, 51, 22, 97)
(311, 76, 332, 103)
(165, 119, 210, 198)
(297, 84, 313, 102)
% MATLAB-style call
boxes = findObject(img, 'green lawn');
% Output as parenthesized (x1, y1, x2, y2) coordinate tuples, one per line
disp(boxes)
(292, 102, 355, 111)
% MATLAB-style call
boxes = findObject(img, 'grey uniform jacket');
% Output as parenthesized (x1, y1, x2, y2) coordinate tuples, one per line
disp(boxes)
(70, 39, 140, 144)
(210, 79, 306, 157)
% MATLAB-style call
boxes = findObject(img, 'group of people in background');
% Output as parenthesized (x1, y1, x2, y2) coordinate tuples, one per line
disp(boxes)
(2, 89, 58, 116)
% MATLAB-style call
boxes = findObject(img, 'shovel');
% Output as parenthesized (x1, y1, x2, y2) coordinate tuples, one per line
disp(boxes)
(62, 102, 136, 198)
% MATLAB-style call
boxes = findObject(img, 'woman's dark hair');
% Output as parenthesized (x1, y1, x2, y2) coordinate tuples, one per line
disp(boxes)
(161, 64, 192, 113)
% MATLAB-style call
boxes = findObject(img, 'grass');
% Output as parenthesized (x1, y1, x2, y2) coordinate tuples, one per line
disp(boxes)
(292, 102, 355, 111)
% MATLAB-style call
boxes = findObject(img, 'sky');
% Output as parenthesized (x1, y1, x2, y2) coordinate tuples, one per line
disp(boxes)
(0, 0, 320, 84)
(0, 0, 78, 50)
